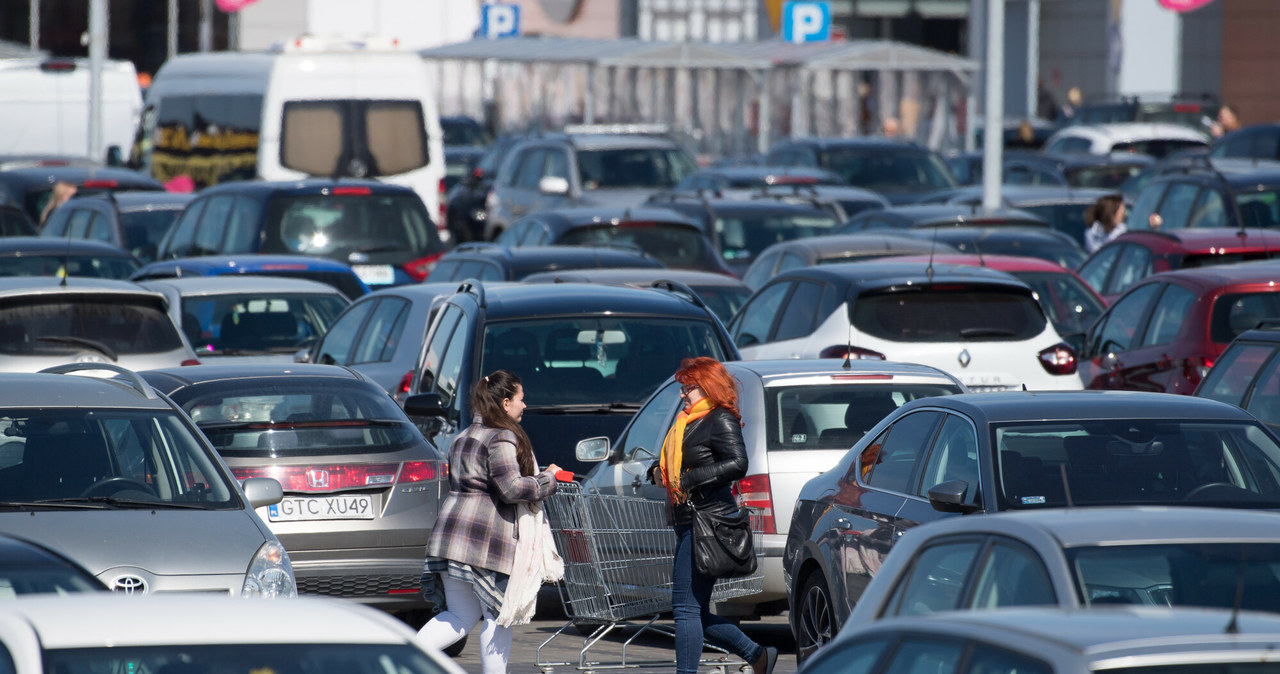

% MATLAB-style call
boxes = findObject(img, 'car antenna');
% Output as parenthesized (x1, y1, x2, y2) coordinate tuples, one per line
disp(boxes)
(1225, 546, 1248, 634)
(841, 321, 853, 370)
(1058, 463, 1074, 508)
(927, 227, 937, 283)
(60, 225, 72, 288)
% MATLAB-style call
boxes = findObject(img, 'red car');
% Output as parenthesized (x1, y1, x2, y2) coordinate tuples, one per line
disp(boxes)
(1078, 228, 1280, 302)
(1078, 261, 1280, 394)
(895, 253, 1107, 341)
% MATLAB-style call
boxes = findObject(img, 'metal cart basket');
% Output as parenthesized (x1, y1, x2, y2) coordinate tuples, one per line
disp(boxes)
(537, 480, 764, 672)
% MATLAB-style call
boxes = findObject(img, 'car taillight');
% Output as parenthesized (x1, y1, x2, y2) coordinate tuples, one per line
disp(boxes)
(1193, 356, 1215, 381)
(397, 461, 441, 484)
(393, 370, 414, 405)
(819, 345, 886, 360)
(733, 474, 775, 535)
(231, 463, 405, 493)
(329, 186, 371, 196)
(1038, 343, 1078, 375)
(437, 178, 448, 232)
(82, 179, 119, 189)
(402, 252, 442, 281)
(180, 358, 201, 366)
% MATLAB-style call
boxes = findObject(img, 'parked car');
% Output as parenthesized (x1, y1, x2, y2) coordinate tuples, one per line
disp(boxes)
(764, 137, 956, 205)
(1062, 95, 1220, 130)
(835, 204, 1049, 234)
(1127, 158, 1280, 231)
(670, 166, 845, 197)
(1196, 320, 1280, 430)
(442, 134, 523, 244)
(0, 594, 465, 674)
(0, 533, 108, 595)
(0, 201, 37, 237)
(140, 364, 446, 615)
(0, 277, 198, 372)
(0, 363, 293, 596)
(782, 389, 1276, 661)
(647, 194, 841, 276)
(877, 225, 1088, 269)
(494, 206, 733, 275)
(1078, 261, 1280, 393)
(1042, 122, 1210, 159)
(1210, 122, 1280, 161)
(154, 179, 445, 289)
(130, 254, 370, 301)
(750, 183, 891, 222)
(483, 131, 698, 239)
(946, 151, 1152, 191)
(919, 184, 1124, 246)
(521, 269, 752, 325)
(0, 166, 163, 225)
(425, 243, 662, 283)
(577, 359, 966, 620)
(139, 276, 349, 363)
(740, 233, 956, 290)
(0, 237, 138, 279)
(802, 606, 1280, 674)
(39, 191, 194, 263)
(1077, 228, 1280, 302)
(402, 281, 740, 474)
(728, 261, 1083, 391)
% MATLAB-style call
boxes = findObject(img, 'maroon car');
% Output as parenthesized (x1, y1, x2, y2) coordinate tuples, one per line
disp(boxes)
(1078, 228, 1280, 302)
(1078, 261, 1280, 394)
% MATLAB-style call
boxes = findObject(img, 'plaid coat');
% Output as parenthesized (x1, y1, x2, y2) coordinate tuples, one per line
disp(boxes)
(426, 420, 557, 575)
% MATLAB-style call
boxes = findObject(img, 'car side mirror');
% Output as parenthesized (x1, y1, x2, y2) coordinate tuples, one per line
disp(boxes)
(293, 347, 312, 364)
(576, 436, 611, 462)
(404, 392, 447, 417)
(539, 176, 570, 196)
(927, 480, 980, 514)
(242, 477, 284, 508)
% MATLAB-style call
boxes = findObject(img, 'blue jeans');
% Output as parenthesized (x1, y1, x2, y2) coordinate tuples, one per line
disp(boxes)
(672, 523, 762, 674)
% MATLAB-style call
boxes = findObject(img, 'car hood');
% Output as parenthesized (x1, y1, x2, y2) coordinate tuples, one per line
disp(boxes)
(0, 510, 269, 577)
(521, 410, 635, 475)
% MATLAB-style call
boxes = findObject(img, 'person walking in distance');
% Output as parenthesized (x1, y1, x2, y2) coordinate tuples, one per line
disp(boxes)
(1085, 193, 1127, 253)
(417, 370, 562, 674)
(648, 357, 777, 674)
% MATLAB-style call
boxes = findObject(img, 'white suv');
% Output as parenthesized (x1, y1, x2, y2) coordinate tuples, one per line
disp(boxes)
(727, 261, 1084, 391)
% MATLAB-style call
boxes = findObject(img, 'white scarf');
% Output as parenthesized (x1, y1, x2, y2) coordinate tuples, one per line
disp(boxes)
(496, 502, 564, 627)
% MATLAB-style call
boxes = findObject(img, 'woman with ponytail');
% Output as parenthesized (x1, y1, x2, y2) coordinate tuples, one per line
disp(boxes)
(417, 370, 562, 673)
(647, 357, 776, 674)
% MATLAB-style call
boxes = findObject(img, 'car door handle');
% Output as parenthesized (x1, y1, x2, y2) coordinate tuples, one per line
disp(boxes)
(631, 474, 643, 492)
(834, 518, 852, 531)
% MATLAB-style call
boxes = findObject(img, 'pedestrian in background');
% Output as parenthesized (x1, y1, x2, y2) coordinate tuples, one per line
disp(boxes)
(38, 181, 76, 228)
(1210, 103, 1241, 138)
(1085, 193, 1127, 253)
(417, 370, 562, 674)
(648, 357, 777, 674)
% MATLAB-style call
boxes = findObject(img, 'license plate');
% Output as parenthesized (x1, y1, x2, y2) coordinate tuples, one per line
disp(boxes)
(267, 495, 375, 522)
(352, 264, 395, 286)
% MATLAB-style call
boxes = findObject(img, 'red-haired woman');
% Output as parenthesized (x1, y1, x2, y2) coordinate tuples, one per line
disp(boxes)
(647, 357, 777, 674)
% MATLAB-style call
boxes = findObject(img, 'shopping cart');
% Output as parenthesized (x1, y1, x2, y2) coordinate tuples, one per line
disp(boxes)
(537, 479, 764, 673)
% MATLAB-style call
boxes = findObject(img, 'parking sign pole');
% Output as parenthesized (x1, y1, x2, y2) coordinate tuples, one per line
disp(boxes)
(981, 0, 1004, 213)
(88, 0, 107, 163)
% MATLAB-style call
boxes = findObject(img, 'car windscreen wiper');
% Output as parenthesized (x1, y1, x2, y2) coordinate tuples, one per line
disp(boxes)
(0, 499, 110, 509)
(959, 327, 1018, 339)
(81, 497, 210, 509)
(209, 348, 274, 356)
(36, 336, 118, 360)
(525, 402, 643, 414)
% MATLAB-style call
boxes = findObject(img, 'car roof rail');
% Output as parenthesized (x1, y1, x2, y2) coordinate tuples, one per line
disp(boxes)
(37, 362, 160, 400)
(650, 279, 708, 310)
(455, 278, 486, 308)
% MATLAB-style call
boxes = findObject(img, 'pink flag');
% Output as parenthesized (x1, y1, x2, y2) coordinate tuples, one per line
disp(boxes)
(1157, 0, 1215, 12)
(216, 0, 260, 12)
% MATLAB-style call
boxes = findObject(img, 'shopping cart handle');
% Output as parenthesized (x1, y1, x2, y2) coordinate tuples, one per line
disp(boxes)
(555, 470, 576, 483)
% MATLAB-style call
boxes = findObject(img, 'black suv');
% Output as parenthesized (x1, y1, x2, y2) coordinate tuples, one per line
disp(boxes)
(1128, 158, 1280, 231)
(764, 137, 955, 205)
(403, 280, 740, 474)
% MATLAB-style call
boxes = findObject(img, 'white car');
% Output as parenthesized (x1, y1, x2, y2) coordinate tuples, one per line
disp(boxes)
(576, 359, 968, 620)
(0, 594, 465, 674)
(1042, 121, 1210, 159)
(727, 261, 1084, 391)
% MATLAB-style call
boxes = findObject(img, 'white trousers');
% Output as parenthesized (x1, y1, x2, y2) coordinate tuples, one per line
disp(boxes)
(417, 576, 513, 674)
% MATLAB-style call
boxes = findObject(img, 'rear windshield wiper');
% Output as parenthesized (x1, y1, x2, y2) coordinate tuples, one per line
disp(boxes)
(525, 403, 643, 414)
(959, 327, 1018, 340)
(36, 336, 118, 360)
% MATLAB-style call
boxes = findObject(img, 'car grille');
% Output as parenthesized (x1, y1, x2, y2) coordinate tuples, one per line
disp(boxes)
(297, 573, 420, 598)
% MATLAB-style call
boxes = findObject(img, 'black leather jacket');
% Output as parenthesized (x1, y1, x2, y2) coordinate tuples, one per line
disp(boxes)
(648, 406, 748, 526)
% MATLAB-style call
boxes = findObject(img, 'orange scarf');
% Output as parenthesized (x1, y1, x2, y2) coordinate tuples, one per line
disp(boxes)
(659, 398, 712, 504)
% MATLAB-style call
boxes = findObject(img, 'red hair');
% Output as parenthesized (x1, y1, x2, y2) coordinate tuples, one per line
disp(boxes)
(675, 357, 741, 422)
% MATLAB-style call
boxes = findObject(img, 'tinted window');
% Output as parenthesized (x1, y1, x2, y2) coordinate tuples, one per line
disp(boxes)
(262, 193, 440, 258)
(852, 286, 1046, 342)
(885, 539, 981, 616)
(765, 384, 960, 451)
(968, 539, 1055, 608)
(163, 200, 204, 258)
(1235, 190, 1280, 229)
(433, 314, 470, 405)
(194, 195, 234, 255)
(742, 251, 780, 290)
(350, 297, 409, 364)
(784, 636, 890, 674)
(1079, 245, 1121, 293)
(1188, 188, 1228, 229)
(617, 382, 682, 462)
(223, 197, 260, 254)
(514, 149, 548, 189)
(774, 281, 826, 341)
(417, 305, 463, 395)
(0, 253, 137, 280)
(557, 224, 720, 271)
(1068, 542, 1280, 611)
(816, 148, 955, 193)
(714, 213, 838, 263)
(119, 208, 184, 262)
(184, 292, 348, 355)
(0, 297, 183, 355)
(860, 410, 942, 492)
(1111, 139, 1207, 159)
(1090, 283, 1161, 355)
(734, 282, 789, 348)
(67, 209, 94, 238)
(917, 414, 980, 503)
(576, 148, 696, 189)
(1128, 183, 1168, 232)
(150, 94, 262, 188)
(1211, 292, 1280, 344)
(44, 641, 451, 674)
(1156, 182, 1201, 230)
(1142, 284, 1196, 347)
(315, 299, 374, 365)
(1198, 343, 1277, 408)
(1108, 245, 1154, 296)
(1012, 271, 1105, 338)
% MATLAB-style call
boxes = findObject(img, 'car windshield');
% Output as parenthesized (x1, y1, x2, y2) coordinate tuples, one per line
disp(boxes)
(852, 286, 1047, 342)
(180, 380, 420, 458)
(817, 148, 956, 193)
(576, 148, 696, 189)
(263, 194, 440, 258)
(714, 214, 839, 263)
(0, 409, 236, 506)
(1068, 542, 1280, 611)
(44, 643, 454, 674)
(442, 120, 488, 147)
(479, 317, 727, 405)
(1111, 139, 1207, 159)
(0, 254, 137, 280)
(181, 293, 348, 355)
(558, 224, 722, 271)
(996, 419, 1280, 509)
(1010, 271, 1105, 338)
(120, 209, 183, 263)
(1064, 165, 1146, 189)
(0, 296, 184, 356)
(1233, 190, 1280, 228)
(764, 383, 961, 451)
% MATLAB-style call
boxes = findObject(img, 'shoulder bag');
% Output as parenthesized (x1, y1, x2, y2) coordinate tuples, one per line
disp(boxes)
(689, 500, 757, 579)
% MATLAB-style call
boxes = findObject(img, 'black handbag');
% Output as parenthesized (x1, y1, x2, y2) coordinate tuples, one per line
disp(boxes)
(689, 501, 757, 578)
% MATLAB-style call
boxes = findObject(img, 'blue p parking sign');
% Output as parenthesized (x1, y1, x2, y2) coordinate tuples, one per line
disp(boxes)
(782, 1, 831, 43)
(480, 4, 521, 39)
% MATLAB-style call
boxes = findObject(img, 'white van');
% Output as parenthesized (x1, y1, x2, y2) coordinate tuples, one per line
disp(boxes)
(132, 36, 447, 228)
(0, 57, 142, 160)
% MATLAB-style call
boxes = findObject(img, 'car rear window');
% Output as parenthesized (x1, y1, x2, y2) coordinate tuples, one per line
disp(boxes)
(181, 380, 420, 457)
(181, 293, 348, 356)
(764, 382, 961, 451)
(852, 286, 1047, 342)
(558, 223, 722, 271)
(262, 193, 441, 259)
(1210, 292, 1280, 344)
(281, 100, 428, 177)
(576, 148, 696, 189)
(1110, 139, 1207, 159)
(817, 148, 955, 192)
(0, 295, 183, 355)
(0, 254, 138, 280)
(119, 209, 183, 263)
(714, 214, 838, 263)
(1068, 542, 1280, 609)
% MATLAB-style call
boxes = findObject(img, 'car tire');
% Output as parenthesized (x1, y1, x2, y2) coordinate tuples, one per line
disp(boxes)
(795, 571, 836, 665)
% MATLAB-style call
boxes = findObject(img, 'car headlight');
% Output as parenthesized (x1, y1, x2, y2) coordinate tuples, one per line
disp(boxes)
(242, 540, 296, 598)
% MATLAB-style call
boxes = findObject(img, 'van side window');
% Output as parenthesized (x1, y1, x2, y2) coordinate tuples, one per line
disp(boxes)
(152, 94, 263, 189)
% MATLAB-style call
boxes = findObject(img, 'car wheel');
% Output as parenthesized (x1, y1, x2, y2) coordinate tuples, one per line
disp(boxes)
(795, 571, 836, 665)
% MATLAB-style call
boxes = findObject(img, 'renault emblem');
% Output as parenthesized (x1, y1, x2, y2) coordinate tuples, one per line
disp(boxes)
(111, 575, 148, 595)
(958, 349, 971, 368)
